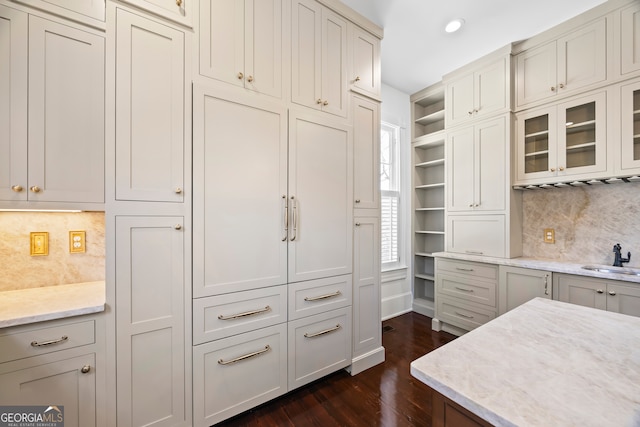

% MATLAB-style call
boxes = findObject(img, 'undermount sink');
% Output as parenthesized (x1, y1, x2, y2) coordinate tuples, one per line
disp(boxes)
(581, 265, 640, 276)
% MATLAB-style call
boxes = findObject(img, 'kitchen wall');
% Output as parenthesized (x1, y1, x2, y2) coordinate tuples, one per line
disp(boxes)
(0, 212, 105, 291)
(522, 183, 640, 267)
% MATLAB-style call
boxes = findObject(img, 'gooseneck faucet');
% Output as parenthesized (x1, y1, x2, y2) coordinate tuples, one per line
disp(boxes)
(613, 243, 631, 267)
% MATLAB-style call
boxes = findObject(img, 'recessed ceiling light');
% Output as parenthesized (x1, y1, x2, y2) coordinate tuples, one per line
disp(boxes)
(445, 18, 465, 33)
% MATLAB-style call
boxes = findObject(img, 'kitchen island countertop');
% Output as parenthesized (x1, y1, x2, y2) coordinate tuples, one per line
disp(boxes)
(0, 281, 105, 328)
(411, 298, 640, 426)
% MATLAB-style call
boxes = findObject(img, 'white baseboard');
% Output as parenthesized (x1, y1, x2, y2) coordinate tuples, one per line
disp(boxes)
(346, 346, 386, 376)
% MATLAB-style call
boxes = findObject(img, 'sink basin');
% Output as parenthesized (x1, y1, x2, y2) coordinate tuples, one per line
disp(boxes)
(581, 265, 640, 276)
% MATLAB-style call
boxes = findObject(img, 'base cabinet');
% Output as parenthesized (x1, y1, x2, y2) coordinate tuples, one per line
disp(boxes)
(555, 273, 640, 317)
(498, 266, 551, 315)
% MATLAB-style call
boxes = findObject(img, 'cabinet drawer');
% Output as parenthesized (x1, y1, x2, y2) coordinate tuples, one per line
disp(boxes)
(436, 296, 496, 332)
(193, 285, 287, 345)
(288, 275, 352, 321)
(436, 274, 496, 308)
(437, 259, 498, 281)
(288, 307, 352, 390)
(0, 319, 95, 364)
(193, 324, 287, 427)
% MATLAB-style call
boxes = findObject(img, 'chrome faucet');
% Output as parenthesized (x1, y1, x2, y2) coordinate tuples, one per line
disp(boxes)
(613, 243, 631, 267)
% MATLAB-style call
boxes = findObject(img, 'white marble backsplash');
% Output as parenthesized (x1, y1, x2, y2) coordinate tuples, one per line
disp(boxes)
(522, 182, 640, 267)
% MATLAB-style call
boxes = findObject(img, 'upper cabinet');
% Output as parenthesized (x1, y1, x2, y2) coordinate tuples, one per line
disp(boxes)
(515, 18, 607, 110)
(445, 51, 510, 127)
(291, 0, 348, 117)
(349, 23, 381, 100)
(118, 0, 191, 27)
(199, 0, 282, 98)
(1, 5, 105, 209)
(620, 79, 640, 174)
(353, 95, 380, 210)
(620, 2, 640, 76)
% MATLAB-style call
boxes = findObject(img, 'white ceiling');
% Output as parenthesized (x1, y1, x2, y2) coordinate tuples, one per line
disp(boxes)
(340, 0, 608, 95)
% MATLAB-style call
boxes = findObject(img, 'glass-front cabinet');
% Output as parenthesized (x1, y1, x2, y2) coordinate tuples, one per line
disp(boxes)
(515, 91, 607, 184)
(621, 80, 640, 173)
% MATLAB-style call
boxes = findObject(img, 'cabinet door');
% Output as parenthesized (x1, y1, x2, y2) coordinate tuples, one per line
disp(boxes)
(350, 23, 380, 99)
(0, 5, 27, 202)
(555, 274, 606, 310)
(446, 215, 505, 258)
(621, 2, 640, 75)
(115, 9, 184, 203)
(475, 57, 508, 119)
(516, 41, 557, 108)
(353, 216, 381, 357)
(193, 88, 288, 297)
(446, 73, 475, 126)
(115, 216, 187, 427)
(246, 0, 282, 98)
(607, 282, 640, 317)
(620, 80, 640, 172)
(498, 266, 551, 315)
(515, 106, 558, 184)
(447, 126, 475, 212)
(353, 96, 380, 210)
(119, 0, 191, 27)
(288, 111, 353, 283)
(475, 117, 506, 211)
(321, 7, 347, 117)
(29, 16, 104, 203)
(0, 354, 96, 427)
(291, 0, 321, 111)
(557, 19, 606, 94)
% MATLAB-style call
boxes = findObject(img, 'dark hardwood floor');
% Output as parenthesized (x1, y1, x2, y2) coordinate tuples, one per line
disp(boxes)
(215, 312, 457, 427)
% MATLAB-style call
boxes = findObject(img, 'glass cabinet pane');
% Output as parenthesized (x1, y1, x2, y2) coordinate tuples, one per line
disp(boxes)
(634, 89, 640, 161)
(565, 101, 596, 169)
(524, 114, 549, 173)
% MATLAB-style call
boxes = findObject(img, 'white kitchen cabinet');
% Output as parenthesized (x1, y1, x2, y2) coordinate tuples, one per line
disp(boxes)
(291, 0, 348, 117)
(199, 0, 282, 98)
(18, 0, 105, 26)
(115, 215, 188, 427)
(516, 18, 607, 109)
(515, 90, 608, 185)
(353, 95, 380, 210)
(447, 116, 507, 212)
(0, 9, 105, 208)
(119, 0, 191, 27)
(115, 8, 185, 203)
(349, 23, 380, 100)
(621, 2, 640, 76)
(446, 214, 506, 258)
(446, 52, 509, 127)
(619, 79, 640, 173)
(555, 273, 640, 317)
(498, 266, 551, 315)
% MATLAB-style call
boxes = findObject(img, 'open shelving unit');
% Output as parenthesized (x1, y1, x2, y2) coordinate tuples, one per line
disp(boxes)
(410, 83, 446, 318)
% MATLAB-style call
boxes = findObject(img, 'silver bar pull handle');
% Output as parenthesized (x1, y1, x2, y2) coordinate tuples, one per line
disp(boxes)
(282, 195, 288, 241)
(456, 267, 474, 272)
(31, 335, 68, 347)
(455, 312, 474, 319)
(304, 324, 341, 338)
(218, 345, 271, 365)
(218, 306, 271, 320)
(454, 287, 474, 293)
(291, 196, 297, 241)
(465, 250, 484, 255)
(304, 290, 341, 302)
(544, 274, 549, 295)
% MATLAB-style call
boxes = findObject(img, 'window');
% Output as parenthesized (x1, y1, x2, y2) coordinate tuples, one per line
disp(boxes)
(380, 122, 400, 267)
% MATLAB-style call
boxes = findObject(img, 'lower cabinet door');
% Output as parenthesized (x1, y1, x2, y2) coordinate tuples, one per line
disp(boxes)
(436, 296, 496, 331)
(192, 324, 287, 427)
(0, 353, 96, 427)
(288, 307, 352, 390)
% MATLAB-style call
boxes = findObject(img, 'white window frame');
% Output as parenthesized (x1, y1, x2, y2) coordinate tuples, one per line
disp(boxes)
(380, 121, 403, 271)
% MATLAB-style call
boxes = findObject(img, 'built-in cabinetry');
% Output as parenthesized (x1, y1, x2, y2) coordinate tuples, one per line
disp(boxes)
(410, 84, 446, 318)
(349, 23, 381, 100)
(119, 0, 191, 27)
(619, 79, 640, 173)
(620, 2, 640, 76)
(0, 315, 105, 427)
(0, 4, 104, 209)
(554, 273, 640, 317)
(498, 266, 551, 315)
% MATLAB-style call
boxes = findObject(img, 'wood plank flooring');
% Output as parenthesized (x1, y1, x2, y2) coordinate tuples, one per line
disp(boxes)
(215, 312, 457, 427)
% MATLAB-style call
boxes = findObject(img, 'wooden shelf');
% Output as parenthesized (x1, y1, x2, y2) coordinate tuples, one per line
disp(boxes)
(415, 110, 445, 126)
(415, 207, 445, 211)
(415, 159, 445, 168)
(415, 274, 435, 281)
(415, 230, 445, 235)
(415, 183, 445, 190)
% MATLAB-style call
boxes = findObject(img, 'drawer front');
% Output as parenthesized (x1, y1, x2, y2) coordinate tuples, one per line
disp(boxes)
(288, 307, 352, 390)
(437, 259, 498, 281)
(193, 285, 287, 345)
(288, 275, 352, 321)
(193, 324, 287, 427)
(436, 296, 496, 332)
(0, 319, 95, 363)
(437, 274, 497, 308)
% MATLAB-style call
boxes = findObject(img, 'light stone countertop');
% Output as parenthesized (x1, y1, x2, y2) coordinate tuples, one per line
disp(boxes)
(411, 298, 640, 427)
(433, 252, 640, 284)
(0, 281, 105, 328)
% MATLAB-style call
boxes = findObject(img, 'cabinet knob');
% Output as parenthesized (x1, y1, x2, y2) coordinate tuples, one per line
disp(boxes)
(30, 185, 41, 193)
(596, 289, 604, 294)
(237, 72, 244, 80)
(323, 100, 328, 106)
(608, 290, 616, 296)
(559, 83, 565, 89)
(355, 76, 361, 82)
(247, 75, 254, 83)
(468, 111, 474, 116)
(81, 365, 91, 374)
(550, 168, 556, 172)
(11, 185, 23, 192)
(559, 166, 565, 171)
(176, 0, 182, 6)
(355, 222, 361, 227)
(174, 224, 182, 230)
(174, 187, 182, 194)
(316, 99, 323, 105)
(551, 86, 556, 92)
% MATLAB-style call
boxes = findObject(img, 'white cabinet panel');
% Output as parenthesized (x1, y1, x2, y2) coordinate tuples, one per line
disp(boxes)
(193, 88, 288, 297)
(447, 215, 506, 258)
(353, 95, 380, 210)
(350, 24, 380, 99)
(119, 0, 191, 27)
(288, 275, 352, 320)
(607, 282, 640, 317)
(288, 111, 353, 282)
(498, 266, 551, 315)
(621, 2, 640, 75)
(620, 79, 640, 173)
(115, 9, 185, 203)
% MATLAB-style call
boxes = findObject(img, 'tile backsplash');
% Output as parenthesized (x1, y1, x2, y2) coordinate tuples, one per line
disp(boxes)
(522, 183, 640, 267)
(0, 212, 105, 291)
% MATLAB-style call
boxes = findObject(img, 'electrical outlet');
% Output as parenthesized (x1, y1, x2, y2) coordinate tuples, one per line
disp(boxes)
(544, 228, 555, 244)
(30, 232, 49, 256)
(69, 231, 86, 253)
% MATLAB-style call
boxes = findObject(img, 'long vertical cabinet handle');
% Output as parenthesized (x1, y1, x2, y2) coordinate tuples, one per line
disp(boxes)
(282, 195, 288, 241)
(290, 196, 297, 241)
(544, 274, 549, 296)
